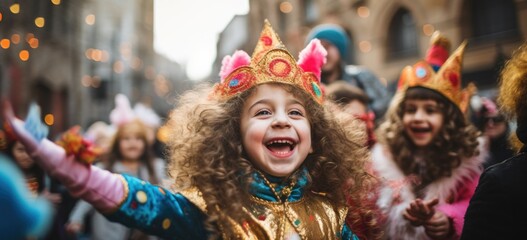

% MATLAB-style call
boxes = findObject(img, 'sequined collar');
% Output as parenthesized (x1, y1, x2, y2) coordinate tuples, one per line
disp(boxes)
(248, 167, 308, 203)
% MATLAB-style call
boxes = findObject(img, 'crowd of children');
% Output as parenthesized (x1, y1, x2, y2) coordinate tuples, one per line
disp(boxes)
(1, 19, 525, 240)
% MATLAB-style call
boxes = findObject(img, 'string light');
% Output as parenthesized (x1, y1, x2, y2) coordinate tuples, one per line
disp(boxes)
(44, 114, 54, 126)
(85, 14, 95, 25)
(359, 41, 372, 53)
(279, 2, 293, 13)
(422, 24, 435, 36)
(29, 38, 39, 48)
(10, 4, 20, 14)
(35, 17, 45, 28)
(19, 50, 30, 61)
(357, 6, 370, 18)
(0, 39, 10, 49)
(11, 34, 21, 44)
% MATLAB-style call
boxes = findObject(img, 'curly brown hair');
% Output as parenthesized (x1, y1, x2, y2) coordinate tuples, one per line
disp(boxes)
(165, 82, 377, 238)
(376, 87, 480, 187)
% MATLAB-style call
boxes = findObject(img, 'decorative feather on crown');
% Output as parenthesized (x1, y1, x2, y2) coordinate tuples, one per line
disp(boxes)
(397, 31, 475, 113)
(213, 19, 327, 104)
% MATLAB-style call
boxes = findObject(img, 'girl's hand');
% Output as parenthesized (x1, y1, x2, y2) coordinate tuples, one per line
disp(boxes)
(403, 198, 439, 226)
(423, 211, 452, 239)
(65, 222, 83, 235)
(41, 190, 62, 205)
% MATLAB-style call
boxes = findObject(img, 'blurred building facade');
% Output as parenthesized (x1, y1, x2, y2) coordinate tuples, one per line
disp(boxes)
(0, 0, 189, 137)
(216, 0, 527, 98)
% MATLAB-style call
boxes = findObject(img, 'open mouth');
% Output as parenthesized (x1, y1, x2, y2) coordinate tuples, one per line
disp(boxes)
(265, 139, 296, 156)
(410, 127, 431, 134)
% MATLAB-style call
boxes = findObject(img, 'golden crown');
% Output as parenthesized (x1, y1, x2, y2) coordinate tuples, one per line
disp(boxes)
(212, 20, 326, 104)
(397, 32, 474, 113)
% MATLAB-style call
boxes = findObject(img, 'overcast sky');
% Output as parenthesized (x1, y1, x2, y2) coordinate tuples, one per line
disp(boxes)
(154, 0, 249, 80)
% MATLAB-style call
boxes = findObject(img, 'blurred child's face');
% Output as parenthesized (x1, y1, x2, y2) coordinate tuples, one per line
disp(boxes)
(240, 84, 312, 177)
(119, 131, 145, 161)
(342, 100, 367, 117)
(320, 40, 341, 77)
(483, 114, 507, 139)
(12, 141, 34, 170)
(402, 99, 444, 148)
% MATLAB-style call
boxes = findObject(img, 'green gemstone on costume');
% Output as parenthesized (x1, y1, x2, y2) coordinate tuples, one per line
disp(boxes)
(311, 82, 321, 97)
(294, 219, 301, 226)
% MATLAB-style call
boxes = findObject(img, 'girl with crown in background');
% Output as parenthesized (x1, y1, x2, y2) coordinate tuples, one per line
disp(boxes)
(2, 20, 378, 240)
(371, 32, 485, 239)
(65, 94, 165, 240)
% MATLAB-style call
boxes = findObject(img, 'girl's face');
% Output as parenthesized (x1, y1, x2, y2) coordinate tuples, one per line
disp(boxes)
(402, 99, 444, 148)
(12, 141, 34, 169)
(320, 40, 341, 77)
(240, 84, 312, 177)
(118, 131, 145, 161)
(483, 114, 507, 139)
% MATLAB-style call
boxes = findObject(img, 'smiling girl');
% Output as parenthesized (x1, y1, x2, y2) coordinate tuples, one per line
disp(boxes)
(3, 20, 375, 240)
(371, 32, 484, 239)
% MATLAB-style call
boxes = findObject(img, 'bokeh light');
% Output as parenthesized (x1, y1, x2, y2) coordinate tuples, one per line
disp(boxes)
(35, 17, 45, 28)
(19, 50, 30, 61)
(10, 4, 20, 14)
(0, 39, 10, 49)
(85, 14, 95, 25)
(44, 114, 54, 126)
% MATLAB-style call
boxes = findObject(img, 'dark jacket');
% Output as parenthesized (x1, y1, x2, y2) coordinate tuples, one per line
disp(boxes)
(461, 149, 527, 239)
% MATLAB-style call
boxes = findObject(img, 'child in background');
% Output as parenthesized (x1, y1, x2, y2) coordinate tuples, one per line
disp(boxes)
(3, 20, 375, 239)
(326, 80, 377, 148)
(66, 95, 165, 240)
(473, 97, 514, 168)
(371, 32, 484, 239)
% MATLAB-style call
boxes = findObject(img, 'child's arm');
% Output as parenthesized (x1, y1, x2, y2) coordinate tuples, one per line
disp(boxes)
(2, 102, 209, 239)
(2, 102, 124, 212)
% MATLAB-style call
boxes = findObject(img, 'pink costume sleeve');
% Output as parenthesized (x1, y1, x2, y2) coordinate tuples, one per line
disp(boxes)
(34, 140, 126, 212)
(3, 103, 126, 213)
(436, 174, 480, 238)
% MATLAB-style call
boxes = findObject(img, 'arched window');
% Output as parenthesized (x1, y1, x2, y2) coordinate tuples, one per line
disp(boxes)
(470, 0, 518, 42)
(387, 8, 418, 59)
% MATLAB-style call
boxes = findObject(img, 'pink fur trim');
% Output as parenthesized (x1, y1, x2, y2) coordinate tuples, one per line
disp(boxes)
(219, 50, 250, 82)
(298, 39, 327, 81)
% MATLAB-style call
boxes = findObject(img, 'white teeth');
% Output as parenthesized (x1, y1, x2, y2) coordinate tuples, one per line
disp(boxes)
(267, 139, 294, 145)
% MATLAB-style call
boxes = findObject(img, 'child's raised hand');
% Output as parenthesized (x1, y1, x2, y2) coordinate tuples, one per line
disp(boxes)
(423, 211, 452, 239)
(65, 221, 83, 235)
(2, 100, 48, 154)
(403, 198, 439, 226)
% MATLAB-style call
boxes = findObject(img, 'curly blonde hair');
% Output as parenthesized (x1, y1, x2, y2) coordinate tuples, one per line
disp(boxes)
(376, 88, 480, 186)
(165, 82, 377, 238)
(499, 43, 527, 121)
(499, 42, 527, 151)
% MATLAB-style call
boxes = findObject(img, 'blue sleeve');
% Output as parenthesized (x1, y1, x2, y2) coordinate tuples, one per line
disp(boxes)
(105, 174, 209, 240)
(341, 224, 360, 240)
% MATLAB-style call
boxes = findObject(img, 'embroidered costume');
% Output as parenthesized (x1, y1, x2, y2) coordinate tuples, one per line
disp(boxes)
(107, 167, 356, 239)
